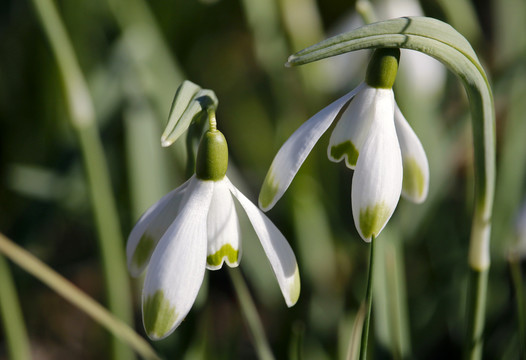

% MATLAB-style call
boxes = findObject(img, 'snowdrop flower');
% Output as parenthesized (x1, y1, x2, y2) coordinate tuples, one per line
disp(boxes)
(259, 48, 429, 241)
(127, 121, 300, 340)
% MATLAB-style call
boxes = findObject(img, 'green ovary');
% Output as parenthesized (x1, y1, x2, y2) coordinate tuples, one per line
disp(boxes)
(330, 141, 359, 166)
(259, 172, 279, 209)
(196, 130, 228, 181)
(143, 290, 178, 338)
(402, 157, 425, 198)
(207, 244, 239, 267)
(132, 234, 156, 269)
(359, 202, 390, 239)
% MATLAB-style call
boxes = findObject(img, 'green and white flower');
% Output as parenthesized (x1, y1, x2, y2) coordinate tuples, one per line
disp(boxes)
(259, 48, 428, 241)
(127, 128, 300, 340)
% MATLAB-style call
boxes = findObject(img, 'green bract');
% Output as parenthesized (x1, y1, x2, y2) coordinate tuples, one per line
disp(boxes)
(162, 80, 218, 147)
(196, 130, 228, 181)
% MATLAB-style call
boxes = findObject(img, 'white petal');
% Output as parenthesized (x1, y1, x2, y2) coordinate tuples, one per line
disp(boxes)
(394, 104, 429, 203)
(259, 84, 364, 211)
(206, 179, 242, 270)
(351, 93, 403, 242)
(229, 178, 300, 307)
(328, 84, 381, 169)
(126, 177, 192, 276)
(142, 178, 213, 340)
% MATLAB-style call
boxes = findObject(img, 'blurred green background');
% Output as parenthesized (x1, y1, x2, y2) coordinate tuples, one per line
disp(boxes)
(1, 0, 525, 359)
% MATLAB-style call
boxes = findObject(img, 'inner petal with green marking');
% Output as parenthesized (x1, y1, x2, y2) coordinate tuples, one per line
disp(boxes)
(402, 157, 425, 199)
(143, 290, 178, 339)
(359, 202, 391, 240)
(207, 243, 239, 268)
(330, 140, 359, 167)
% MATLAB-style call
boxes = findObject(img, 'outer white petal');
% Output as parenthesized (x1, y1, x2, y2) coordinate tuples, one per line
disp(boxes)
(126, 177, 192, 276)
(206, 179, 241, 270)
(141, 178, 213, 340)
(259, 84, 364, 211)
(394, 104, 429, 203)
(351, 93, 403, 242)
(228, 178, 300, 307)
(328, 84, 384, 169)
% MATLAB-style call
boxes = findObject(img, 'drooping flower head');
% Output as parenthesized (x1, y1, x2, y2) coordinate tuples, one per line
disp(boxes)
(259, 48, 429, 241)
(127, 115, 300, 340)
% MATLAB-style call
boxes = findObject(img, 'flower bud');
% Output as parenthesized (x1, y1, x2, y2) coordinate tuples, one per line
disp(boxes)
(365, 48, 400, 89)
(196, 130, 228, 181)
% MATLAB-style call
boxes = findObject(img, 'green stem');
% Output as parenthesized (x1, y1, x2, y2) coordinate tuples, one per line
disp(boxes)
(360, 235, 376, 360)
(228, 268, 275, 360)
(185, 120, 199, 179)
(509, 254, 526, 358)
(30, 1, 133, 358)
(464, 268, 488, 360)
(0, 255, 31, 360)
(0, 233, 160, 360)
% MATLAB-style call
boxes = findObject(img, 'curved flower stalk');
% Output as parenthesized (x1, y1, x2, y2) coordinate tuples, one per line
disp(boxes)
(329, 0, 446, 96)
(283, 16, 495, 360)
(373, 0, 446, 97)
(260, 48, 429, 241)
(127, 119, 300, 340)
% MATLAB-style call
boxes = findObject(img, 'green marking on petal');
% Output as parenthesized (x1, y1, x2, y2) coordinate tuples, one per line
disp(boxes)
(330, 141, 359, 166)
(207, 244, 239, 267)
(359, 202, 391, 239)
(259, 172, 279, 209)
(289, 267, 301, 306)
(402, 157, 425, 198)
(143, 290, 178, 338)
(132, 234, 156, 269)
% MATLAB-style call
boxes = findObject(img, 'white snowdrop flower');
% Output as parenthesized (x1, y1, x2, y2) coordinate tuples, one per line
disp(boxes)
(259, 48, 429, 241)
(128, 126, 300, 340)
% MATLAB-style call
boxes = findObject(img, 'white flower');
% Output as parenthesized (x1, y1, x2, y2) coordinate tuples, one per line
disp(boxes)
(259, 49, 429, 241)
(127, 130, 300, 340)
